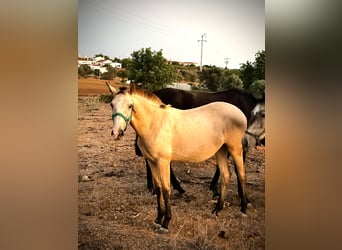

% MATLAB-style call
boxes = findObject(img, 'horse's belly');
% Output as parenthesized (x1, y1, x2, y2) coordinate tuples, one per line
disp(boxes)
(171, 141, 222, 162)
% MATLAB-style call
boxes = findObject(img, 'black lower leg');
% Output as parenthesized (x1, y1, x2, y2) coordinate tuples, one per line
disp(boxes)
(154, 187, 164, 225)
(170, 165, 185, 195)
(234, 165, 250, 204)
(146, 160, 154, 193)
(240, 197, 248, 214)
(134, 135, 143, 156)
(161, 189, 171, 229)
(210, 166, 220, 197)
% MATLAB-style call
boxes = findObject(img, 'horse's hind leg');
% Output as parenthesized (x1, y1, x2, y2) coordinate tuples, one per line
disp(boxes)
(234, 148, 250, 204)
(212, 146, 230, 215)
(229, 144, 248, 214)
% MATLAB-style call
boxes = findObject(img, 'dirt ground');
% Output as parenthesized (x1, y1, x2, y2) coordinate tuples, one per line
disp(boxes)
(78, 79, 265, 249)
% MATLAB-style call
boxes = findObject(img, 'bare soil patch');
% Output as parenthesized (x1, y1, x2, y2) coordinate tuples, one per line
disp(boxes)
(78, 77, 123, 96)
(78, 82, 265, 249)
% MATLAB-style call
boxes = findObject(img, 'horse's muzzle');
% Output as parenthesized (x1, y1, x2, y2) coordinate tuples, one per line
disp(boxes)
(111, 129, 124, 140)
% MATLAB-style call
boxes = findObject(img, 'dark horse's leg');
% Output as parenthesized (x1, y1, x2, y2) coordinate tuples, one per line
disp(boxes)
(170, 164, 186, 195)
(135, 135, 186, 194)
(209, 166, 220, 197)
(145, 159, 154, 193)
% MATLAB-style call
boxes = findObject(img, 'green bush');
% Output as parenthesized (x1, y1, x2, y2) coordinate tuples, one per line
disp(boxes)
(98, 94, 114, 103)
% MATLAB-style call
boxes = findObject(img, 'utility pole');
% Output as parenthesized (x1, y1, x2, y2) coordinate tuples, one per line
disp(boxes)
(198, 34, 207, 72)
(224, 57, 229, 69)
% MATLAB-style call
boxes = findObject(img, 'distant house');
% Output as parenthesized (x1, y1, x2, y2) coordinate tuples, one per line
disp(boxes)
(167, 60, 198, 67)
(166, 82, 192, 90)
(78, 56, 93, 66)
(78, 55, 122, 73)
(110, 62, 122, 68)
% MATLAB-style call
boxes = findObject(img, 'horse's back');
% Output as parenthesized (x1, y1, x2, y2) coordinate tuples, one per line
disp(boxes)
(185, 101, 246, 127)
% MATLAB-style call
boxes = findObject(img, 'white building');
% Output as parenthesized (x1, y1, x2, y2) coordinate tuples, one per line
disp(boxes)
(78, 55, 122, 73)
(166, 83, 192, 90)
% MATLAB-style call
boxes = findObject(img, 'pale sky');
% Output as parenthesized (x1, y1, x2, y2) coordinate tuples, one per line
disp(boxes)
(78, 0, 264, 69)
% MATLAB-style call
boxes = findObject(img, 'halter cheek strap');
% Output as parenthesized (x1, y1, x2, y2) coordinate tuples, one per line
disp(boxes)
(112, 105, 134, 131)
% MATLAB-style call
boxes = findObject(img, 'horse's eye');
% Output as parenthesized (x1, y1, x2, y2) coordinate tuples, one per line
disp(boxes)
(128, 104, 133, 109)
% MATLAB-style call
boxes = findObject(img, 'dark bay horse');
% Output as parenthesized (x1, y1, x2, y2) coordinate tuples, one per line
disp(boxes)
(106, 83, 264, 197)
(110, 83, 248, 232)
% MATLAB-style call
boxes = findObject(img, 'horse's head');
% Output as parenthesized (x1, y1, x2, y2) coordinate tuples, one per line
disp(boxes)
(245, 102, 265, 149)
(110, 87, 134, 140)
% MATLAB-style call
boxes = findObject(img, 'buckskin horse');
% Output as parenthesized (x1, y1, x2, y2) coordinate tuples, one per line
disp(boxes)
(110, 83, 248, 232)
(106, 82, 264, 198)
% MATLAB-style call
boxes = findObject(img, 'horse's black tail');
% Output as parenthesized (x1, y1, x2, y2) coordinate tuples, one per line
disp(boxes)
(134, 135, 143, 156)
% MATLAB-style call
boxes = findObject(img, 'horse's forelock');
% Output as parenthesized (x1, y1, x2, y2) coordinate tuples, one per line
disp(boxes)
(116, 86, 129, 95)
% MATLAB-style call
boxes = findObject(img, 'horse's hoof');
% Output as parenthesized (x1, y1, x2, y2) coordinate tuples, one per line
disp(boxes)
(152, 222, 161, 229)
(211, 208, 220, 216)
(157, 227, 169, 234)
(178, 189, 186, 195)
(240, 212, 248, 218)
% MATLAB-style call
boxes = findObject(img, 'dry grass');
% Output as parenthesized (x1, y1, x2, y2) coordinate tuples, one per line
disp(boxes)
(78, 93, 265, 249)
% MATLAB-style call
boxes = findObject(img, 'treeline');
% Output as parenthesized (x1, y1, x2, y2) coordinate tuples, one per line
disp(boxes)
(78, 48, 265, 98)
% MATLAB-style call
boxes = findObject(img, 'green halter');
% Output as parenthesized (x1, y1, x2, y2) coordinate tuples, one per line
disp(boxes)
(112, 107, 133, 131)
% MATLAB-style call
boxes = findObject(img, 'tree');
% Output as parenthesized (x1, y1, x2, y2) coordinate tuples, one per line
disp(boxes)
(100, 65, 116, 80)
(128, 48, 177, 91)
(121, 58, 132, 68)
(199, 66, 223, 91)
(117, 69, 129, 83)
(93, 69, 100, 78)
(249, 79, 265, 99)
(221, 73, 243, 90)
(254, 50, 265, 80)
(78, 64, 93, 78)
(239, 50, 265, 91)
(239, 61, 255, 90)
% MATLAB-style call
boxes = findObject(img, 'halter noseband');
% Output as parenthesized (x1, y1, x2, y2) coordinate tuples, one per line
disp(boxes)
(245, 107, 265, 145)
(112, 105, 134, 131)
(245, 128, 265, 145)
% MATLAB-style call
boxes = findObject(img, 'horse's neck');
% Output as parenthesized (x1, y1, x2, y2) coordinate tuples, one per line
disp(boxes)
(130, 96, 163, 137)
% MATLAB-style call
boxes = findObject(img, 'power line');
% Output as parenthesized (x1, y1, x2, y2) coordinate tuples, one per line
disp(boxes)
(197, 34, 207, 72)
(224, 57, 229, 69)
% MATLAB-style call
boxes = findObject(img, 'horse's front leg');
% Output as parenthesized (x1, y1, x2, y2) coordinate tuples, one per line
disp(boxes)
(210, 152, 231, 198)
(147, 158, 172, 232)
(234, 149, 250, 204)
(154, 185, 165, 225)
(231, 149, 248, 214)
(159, 159, 172, 231)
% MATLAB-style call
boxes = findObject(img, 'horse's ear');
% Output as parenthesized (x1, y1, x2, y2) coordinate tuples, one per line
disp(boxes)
(129, 82, 137, 92)
(105, 81, 118, 94)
